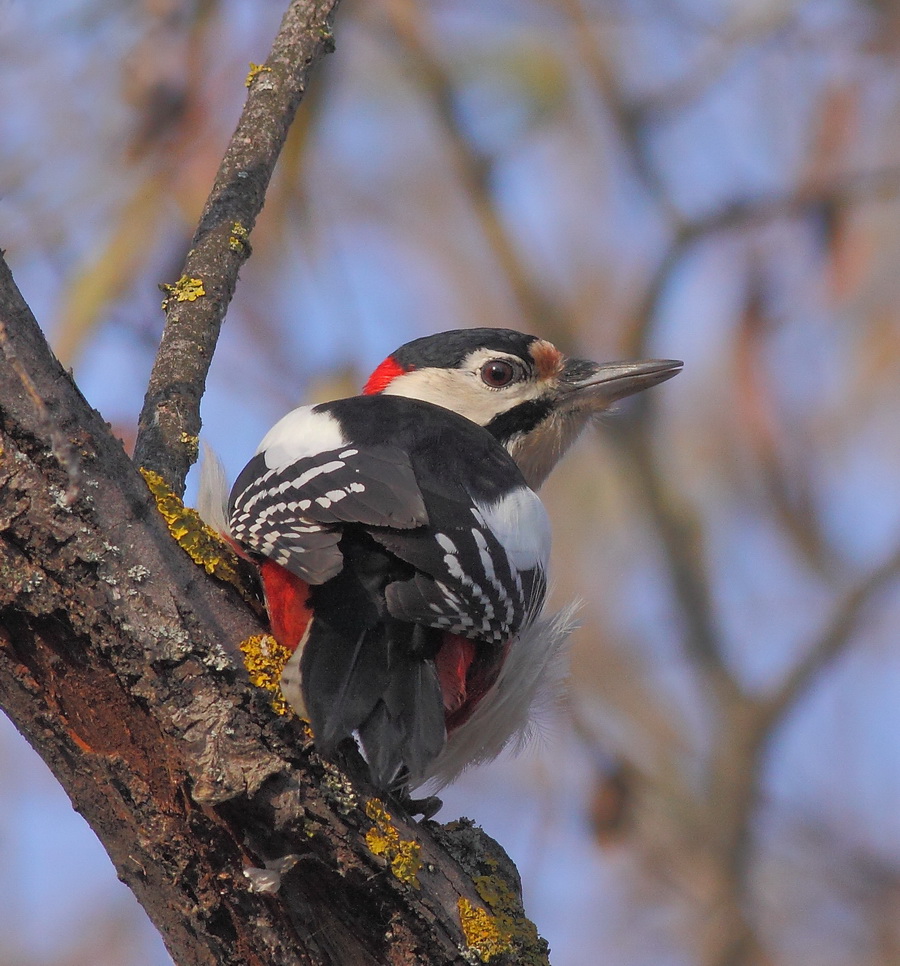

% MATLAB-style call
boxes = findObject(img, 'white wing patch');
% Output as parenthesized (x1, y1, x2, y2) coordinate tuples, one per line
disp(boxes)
(471, 527, 514, 627)
(381, 488, 549, 644)
(476, 487, 551, 574)
(257, 406, 347, 471)
(434, 531, 496, 634)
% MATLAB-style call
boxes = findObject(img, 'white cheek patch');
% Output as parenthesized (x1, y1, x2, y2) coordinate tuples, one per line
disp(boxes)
(381, 368, 494, 423)
(381, 351, 548, 428)
(476, 486, 551, 574)
(257, 407, 347, 471)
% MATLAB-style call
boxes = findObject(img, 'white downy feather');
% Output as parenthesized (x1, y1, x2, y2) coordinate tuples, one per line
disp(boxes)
(197, 441, 231, 537)
(420, 601, 579, 789)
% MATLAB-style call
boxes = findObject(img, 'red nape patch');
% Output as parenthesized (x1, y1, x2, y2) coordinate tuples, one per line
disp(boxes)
(258, 559, 312, 653)
(362, 355, 411, 395)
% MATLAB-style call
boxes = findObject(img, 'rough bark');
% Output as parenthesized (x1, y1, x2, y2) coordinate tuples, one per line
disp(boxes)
(0, 254, 546, 965)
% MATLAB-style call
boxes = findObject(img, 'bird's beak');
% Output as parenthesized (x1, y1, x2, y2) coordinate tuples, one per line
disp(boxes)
(557, 358, 683, 410)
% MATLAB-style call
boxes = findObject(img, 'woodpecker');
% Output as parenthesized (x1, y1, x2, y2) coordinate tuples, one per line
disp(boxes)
(210, 328, 681, 794)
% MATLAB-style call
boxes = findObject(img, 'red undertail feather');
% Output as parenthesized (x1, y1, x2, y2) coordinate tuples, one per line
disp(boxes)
(258, 559, 312, 653)
(436, 632, 508, 735)
(435, 634, 475, 716)
(362, 355, 411, 395)
(217, 536, 311, 651)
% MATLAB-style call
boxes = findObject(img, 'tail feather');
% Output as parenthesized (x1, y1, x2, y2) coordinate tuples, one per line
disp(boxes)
(382, 657, 445, 785)
(305, 628, 446, 788)
(301, 622, 392, 752)
(197, 442, 231, 536)
(357, 703, 406, 789)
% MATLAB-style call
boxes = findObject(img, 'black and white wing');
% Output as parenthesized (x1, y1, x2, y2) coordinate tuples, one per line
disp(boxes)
(228, 405, 427, 584)
(229, 396, 551, 644)
(373, 483, 551, 645)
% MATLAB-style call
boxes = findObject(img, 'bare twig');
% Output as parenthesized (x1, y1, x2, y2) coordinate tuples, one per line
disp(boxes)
(133, 0, 341, 494)
(621, 164, 900, 357)
(762, 545, 900, 732)
(553, 0, 681, 225)
(733, 265, 833, 575)
(612, 417, 738, 697)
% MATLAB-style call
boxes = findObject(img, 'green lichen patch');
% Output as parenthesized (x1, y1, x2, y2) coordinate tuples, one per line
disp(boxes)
(436, 819, 550, 966)
(228, 221, 251, 255)
(178, 432, 199, 462)
(320, 760, 358, 814)
(470, 871, 547, 965)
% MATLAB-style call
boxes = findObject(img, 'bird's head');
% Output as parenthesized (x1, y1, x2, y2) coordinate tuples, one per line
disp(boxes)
(363, 327, 682, 489)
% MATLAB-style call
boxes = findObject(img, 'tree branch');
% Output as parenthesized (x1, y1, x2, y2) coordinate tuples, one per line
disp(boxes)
(133, 0, 341, 494)
(610, 417, 738, 698)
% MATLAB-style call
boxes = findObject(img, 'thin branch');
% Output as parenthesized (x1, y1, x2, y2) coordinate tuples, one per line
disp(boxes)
(133, 0, 341, 495)
(761, 544, 900, 732)
(612, 417, 738, 698)
(553, 0, 681, 225)
(684, 165, 900, 242)
(621, 164, 900, 357)
(0, 317, 81, 504)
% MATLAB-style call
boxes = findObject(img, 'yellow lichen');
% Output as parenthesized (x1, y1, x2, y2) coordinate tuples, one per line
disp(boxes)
(458, 897, 511, 962)
(160, 275, 205, 309)
(364, 799, 422, 888)
(228, 221, 251, 254)
(437, 820, 550, 964)
(472, 871, 547, 966)
(178, 432, 199, 461)
(239, 633, 292, 715)
(140, 468, 240, 585)
(245, 62, 272, 87)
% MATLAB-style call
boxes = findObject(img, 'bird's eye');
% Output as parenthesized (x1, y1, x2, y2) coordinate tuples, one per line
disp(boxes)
(480, 359, 516, 388)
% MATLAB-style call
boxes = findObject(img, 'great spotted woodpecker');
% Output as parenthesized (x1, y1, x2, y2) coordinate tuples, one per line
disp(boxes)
(205, 328, 681, 794)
